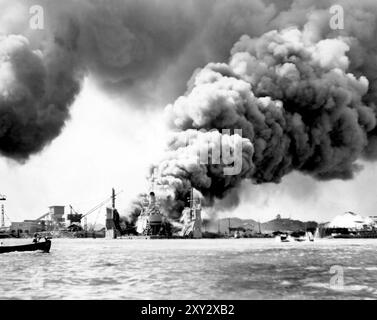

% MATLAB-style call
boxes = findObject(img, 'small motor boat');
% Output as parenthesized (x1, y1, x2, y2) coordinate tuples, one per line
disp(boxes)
(0, 239, 51, 254)
(280, 234, 290, 242)
(234, 231, 241, 239)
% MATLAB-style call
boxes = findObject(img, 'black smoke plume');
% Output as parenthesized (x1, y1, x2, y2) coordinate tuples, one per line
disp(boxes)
(147, 1, 377, 217)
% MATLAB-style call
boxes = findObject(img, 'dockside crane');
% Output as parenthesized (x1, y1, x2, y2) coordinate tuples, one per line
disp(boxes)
(68, 188, 123, 228)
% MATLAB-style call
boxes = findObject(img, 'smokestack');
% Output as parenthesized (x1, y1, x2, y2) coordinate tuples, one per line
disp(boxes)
(189, 188, 194, 220)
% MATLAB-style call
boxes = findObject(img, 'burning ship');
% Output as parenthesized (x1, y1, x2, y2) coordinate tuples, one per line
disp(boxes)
(135, 191, 171, 237)
(132, 188, 202, 239)
(105, 172, 203, 239)
(131, 170, 202, 238)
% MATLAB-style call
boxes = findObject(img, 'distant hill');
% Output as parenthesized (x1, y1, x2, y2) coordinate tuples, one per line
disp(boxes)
(261, 218, 318, 233)
(203, 218, 257, 233)
(204, 217, 318, 234)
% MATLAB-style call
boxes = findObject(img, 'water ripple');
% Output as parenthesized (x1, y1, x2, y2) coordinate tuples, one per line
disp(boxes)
(1, 238, 377, 299)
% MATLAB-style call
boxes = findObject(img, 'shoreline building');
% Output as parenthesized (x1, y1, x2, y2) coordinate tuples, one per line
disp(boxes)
(37, 206, 66, 231)
(10, 205, 66, 235)
(326, 211, 376, 235)
(369, 216, 377, 224)
(10, 220, 45, 236)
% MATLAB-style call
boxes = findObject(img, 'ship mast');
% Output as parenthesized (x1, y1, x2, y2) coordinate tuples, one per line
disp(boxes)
(149, 168, 158, 193)
(112, 188, 116, 209)
(187, 188, 202, 238)
(188, 188, 195, 220)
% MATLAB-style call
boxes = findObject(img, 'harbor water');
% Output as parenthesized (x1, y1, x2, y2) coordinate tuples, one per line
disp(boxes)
(1, 238, 377, 299)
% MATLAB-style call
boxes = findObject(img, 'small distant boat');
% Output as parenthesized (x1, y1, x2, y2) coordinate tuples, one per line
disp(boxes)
(280, 234, 290, 242)
(290, 231, 315, 242)
(307, 231, 315, 242)
(234, 230, 241, 239)
(277, 231, 315, 243)
(0, 240, 51, 254)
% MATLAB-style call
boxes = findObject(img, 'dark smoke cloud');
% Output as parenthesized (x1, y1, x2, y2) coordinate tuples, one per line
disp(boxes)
(0, 0, 277, 160)
(64, 0, 278, 104)
(0, 29, 82, 161)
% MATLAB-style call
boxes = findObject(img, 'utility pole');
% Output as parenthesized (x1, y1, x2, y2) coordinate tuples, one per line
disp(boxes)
(1, 205, 4, 228)
(0, 194, 6, 228)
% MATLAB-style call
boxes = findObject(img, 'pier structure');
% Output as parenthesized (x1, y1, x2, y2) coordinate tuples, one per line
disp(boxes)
(190, 189, 202, 239)
(180, 188, 202, 239)
(105, 188, 121, 239)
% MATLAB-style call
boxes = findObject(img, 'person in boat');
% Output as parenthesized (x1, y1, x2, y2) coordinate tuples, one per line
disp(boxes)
(32, 233, 41, 243)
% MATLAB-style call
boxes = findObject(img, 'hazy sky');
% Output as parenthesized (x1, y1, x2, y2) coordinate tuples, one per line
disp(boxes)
(0, 78, 168, 225)
(217, 164, 377, 223)
(1, 76, 377, 225)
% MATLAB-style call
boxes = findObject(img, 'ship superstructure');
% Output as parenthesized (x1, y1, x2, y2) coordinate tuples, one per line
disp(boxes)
(135, 191, 171, 236)
(135, 172, 171, 236)
(134, 171, 202, 238)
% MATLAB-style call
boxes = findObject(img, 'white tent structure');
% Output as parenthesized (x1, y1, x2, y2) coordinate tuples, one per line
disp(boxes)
(328, 212, 375, 230)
